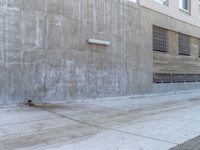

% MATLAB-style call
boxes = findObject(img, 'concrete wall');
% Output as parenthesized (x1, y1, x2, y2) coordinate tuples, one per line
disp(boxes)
(0, 0, 152, 105)
(0, 0, 200, 105)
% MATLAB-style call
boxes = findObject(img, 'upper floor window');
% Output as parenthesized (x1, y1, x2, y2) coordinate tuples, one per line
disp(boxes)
(154, 0, 168, 6)
(179, 33, 191, 56)
(199, 0, 200, 16)
(179, 0, 190, 13)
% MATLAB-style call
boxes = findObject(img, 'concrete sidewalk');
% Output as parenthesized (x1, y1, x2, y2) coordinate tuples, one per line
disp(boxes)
(1, 91, 200, 150)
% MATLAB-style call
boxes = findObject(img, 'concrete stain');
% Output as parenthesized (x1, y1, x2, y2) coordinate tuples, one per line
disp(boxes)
(0, 0, 152, 105)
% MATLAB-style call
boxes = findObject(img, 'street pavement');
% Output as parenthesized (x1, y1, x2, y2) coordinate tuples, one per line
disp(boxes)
(1, 90, 200, 150)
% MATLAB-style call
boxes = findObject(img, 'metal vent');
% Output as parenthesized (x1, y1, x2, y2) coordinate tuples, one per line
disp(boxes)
(154, 73, 200, 84)
(153, 73, 171, 83)
(153, 26, 168, 52)
(179, 34, 191, 56)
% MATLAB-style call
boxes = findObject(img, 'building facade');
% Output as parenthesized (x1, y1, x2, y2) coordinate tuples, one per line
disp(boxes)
(138, 0, 200, 92)
(0, 0, 200, 105)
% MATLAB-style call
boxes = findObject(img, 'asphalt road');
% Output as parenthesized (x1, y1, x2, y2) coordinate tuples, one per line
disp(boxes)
(170, 136, 200, 150)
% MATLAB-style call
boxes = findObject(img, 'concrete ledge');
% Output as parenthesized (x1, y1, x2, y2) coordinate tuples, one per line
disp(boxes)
(152, 82, 200, 94)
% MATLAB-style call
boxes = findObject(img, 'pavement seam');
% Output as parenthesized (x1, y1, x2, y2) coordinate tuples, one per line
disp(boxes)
(0, 117, 61, 127)
(34, 106, 178, 145)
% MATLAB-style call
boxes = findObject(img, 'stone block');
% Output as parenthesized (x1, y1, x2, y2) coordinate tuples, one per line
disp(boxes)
(21, 14, 45, 50)
(6, 0, 21, 10)
(22, 0, 45, 13)
(22, 14, 37, 47)
(62, 0, 80, 19)
(6, 51, 21, 63)
(4, 64, 23, 105)
(22, 49, 46, 64)
(46, 0, 62, 15)
(61, 18, 83, 50)
(47, 24, 61, 50)
(0, 63, 5, 105)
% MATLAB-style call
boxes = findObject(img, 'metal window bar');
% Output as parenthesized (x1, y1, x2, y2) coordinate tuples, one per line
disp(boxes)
(153, 26, 168, 52)
(153, 73, 171, 83)
(179, 33, 191, 56)
(153, 73, 200, 84)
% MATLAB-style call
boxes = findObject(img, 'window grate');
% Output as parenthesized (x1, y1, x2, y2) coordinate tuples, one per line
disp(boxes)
(179, 33, 191, 56)
(153, 73, 171, 83)
(153, 26, 168, 52)
(153, 73, 200, 84)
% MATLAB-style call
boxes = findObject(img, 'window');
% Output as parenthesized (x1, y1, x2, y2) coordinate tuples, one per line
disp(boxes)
(179, 0, 190, 12)
(153, 26, 168, 52)
(199, 0, 200, 16)
(154, 0, 168, 6)
(179, 33, 191, 55)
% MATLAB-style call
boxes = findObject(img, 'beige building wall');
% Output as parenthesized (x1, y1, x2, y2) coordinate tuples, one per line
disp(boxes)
(153, 31, 200, 74)
(139, 0, 200, 28)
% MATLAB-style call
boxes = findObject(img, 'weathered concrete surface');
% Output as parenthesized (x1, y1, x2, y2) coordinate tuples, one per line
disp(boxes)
(152, 82, 200, 94)
(140, 5, 200, 94)
(1, 0, 200, 105)
(154, 33, 200, 74)
(1, 91, 200, 150)
(0, 0, 153, 105)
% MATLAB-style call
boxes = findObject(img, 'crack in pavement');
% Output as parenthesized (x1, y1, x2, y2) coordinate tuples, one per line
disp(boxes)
(34, 106, 178, 145)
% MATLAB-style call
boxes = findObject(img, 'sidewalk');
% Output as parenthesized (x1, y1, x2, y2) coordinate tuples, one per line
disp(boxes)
(1, 90, 200, 150)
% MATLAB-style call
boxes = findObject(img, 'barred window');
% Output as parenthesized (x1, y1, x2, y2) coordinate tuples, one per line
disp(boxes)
(153, 26, 168, 52)
(179, 33, 191, 55)
(153, 73, 171, 83)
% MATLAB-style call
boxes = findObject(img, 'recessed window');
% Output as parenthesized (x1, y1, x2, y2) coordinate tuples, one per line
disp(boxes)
(179, 0, 190, 13)
(153, 26, 168, 52)
(179, 33, 191, 56)
(154, 0, 168, 6)
(199, 0, 200, 16)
